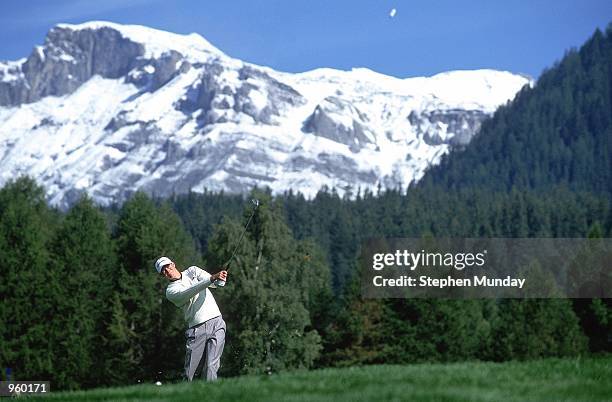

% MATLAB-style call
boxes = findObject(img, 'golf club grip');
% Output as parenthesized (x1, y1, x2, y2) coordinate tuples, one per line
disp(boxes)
(214, 264, 229, 287)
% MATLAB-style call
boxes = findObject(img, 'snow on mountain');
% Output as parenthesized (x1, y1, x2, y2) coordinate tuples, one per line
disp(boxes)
(0, 21, 532, 208)
(55, 21, 224, 60)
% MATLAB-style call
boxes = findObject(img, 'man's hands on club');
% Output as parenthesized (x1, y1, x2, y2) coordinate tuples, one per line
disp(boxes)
(211, 270, 228, 282)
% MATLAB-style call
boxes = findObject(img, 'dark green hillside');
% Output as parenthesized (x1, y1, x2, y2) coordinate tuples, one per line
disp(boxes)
(419, 25, 612, 194)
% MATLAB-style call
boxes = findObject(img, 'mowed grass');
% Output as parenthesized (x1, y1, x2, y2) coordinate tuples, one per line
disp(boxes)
(39, 356, 611, 402)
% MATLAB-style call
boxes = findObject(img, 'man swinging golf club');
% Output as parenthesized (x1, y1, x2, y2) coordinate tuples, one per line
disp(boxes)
(155, 257, 228, 381)
(155, 199, 259, 381)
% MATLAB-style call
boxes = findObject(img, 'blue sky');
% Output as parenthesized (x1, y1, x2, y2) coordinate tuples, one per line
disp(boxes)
(1, 0, 610, 79)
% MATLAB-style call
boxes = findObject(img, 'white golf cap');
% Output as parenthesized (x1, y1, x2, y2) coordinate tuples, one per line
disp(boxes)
(155, 256, 173, 273)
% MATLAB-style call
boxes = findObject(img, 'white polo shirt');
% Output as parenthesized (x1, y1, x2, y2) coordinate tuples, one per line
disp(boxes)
(165, 266, 222, 328)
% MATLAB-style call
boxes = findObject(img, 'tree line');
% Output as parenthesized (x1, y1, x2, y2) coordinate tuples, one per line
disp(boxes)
(0, 178, 609, 390)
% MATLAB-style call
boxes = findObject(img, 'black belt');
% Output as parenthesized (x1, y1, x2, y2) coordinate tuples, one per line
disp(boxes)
(190, 315, 221, 329)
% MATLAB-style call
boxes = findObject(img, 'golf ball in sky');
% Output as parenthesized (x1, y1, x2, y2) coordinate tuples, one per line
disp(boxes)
(389, 8, 397, 18)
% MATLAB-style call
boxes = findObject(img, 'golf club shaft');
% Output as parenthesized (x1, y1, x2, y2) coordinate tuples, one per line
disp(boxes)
(224, 208, 257, 270)
(215, 199, 259, 287)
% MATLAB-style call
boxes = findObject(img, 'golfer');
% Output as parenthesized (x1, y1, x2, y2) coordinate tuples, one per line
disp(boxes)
(155, 256, 228, 381)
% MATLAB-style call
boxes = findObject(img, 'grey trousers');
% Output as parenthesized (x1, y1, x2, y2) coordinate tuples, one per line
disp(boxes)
(184, 315, 226, 381)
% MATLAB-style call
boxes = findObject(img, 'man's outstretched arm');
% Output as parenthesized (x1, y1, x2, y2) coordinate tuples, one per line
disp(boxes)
(166, 268, 226, 307)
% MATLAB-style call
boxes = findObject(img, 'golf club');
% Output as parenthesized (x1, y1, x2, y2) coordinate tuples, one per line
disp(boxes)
(215, 198, 260, 287)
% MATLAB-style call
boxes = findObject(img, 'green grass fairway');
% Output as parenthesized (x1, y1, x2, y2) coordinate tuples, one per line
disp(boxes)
(39, 356, 611, 402)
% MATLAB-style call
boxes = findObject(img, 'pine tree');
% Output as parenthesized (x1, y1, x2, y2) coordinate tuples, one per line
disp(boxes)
(47, 196, 116, 389)
(492, 298, 587, 360)
(206, 192, 330, 376)
(318, 268, 387, 367)
(0, 177, 58, 382)
(570, 223, 612, 352)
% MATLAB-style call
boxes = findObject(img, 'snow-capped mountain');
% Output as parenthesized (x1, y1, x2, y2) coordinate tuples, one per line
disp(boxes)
(0, 21, 532, 208)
